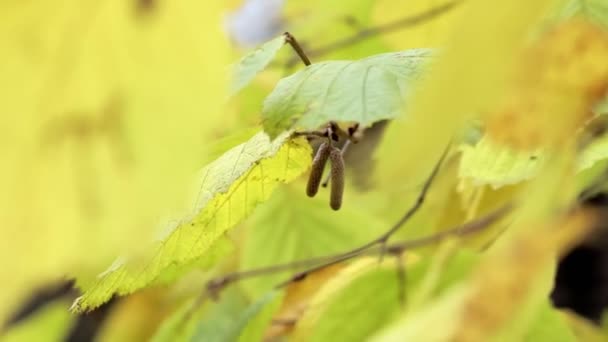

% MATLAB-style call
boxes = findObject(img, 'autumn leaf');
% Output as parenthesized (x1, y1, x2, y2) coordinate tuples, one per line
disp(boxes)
(486, 19, 608, 149)
(72, 132, 312, 312)
(0, 0, 228, 324)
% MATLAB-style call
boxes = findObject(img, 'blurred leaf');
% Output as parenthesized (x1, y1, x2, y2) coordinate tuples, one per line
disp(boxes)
(459, 130, 608, 188)
(72, 132, 312, 312)
(150, 298, 202, 342)
(96, 289, 172, 342)
(264, 264, 345, 340)
(292, 258, 403, 342)
(0, 0, 228, 322)
(191, 288, 280, 342)
(1, 300, 72, 342)
(597, 96, 608, 113)
(484, 19, 608, 149)
(262, 49, 433, 138)
(231, 34, 287, 97)
(452, 207, 595, 341)
(376, 0, 556, 187)
(237, 291, 283, 342)
(293, 250, 478, 341)
(579, 130, 608, 170)
(525, 303, 577, 342)
(240, 184, 386, 296)
(458, 137, 545, 188)
(153, 288, 281, 342)
(558, 0, 608, 27)
(563, 310, 608, 342)
(369, 285, 471, 342)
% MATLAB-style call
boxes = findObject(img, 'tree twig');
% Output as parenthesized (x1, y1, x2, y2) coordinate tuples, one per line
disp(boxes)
(204, 143, 511, 297)
(206, 202, 512, 292)
(287, 0, 463, 67)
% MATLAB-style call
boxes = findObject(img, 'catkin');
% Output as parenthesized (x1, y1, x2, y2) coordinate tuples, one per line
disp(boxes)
(306, 142, 331, 197)
(329, 147, 344, 210)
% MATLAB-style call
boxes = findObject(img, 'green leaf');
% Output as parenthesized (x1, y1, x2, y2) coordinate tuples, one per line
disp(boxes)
(578, 130, 608, 170)
(293, 258, 403, 342)
(596, 96, 608, 113)
(192, 290, 281, 342)
(293, 250, 478, 341)
(230, 35, 287, 97)
(369, 285, 471, 342)
(524, 303, 577, 342)
(262, 49, 433, 138)
(459, 133, 608, 188)
(558, 0, 608, 27)
(152, 289, 281, 342)
(240, 185, 387, 296)
(1, 300, 73, 342)
(150, 299, 203, 342)
(458, 137, 544, 188)
(71, 131, 312, 312)
(237, 291, 283, 342)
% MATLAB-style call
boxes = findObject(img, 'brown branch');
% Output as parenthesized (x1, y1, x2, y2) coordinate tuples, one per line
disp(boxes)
(204, 143, 510, 296)
(274, 202, 512, 288)
(154, 199, 513, 331)
(287, 0, 463, 67)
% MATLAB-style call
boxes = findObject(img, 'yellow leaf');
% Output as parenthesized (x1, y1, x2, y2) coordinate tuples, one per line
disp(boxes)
(0, 1, 228, 322)
(72, 133, 312, 312)
(487, 19, 608, 149)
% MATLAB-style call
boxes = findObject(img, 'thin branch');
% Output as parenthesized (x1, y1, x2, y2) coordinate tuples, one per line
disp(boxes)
(203, 146, 513, 297)
(287, 0, 463, 67)
(274, 203, 512, 288)
(351, 142, 453, 254)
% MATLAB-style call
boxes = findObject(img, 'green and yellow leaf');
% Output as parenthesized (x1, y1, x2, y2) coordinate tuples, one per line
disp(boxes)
(72, 132, 312, 312)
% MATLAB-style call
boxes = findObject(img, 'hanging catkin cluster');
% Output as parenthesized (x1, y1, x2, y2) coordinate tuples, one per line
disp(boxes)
(306, 142, 345, 210)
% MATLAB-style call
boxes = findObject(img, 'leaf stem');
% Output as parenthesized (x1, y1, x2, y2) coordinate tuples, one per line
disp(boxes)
(284, 32, 312, 66)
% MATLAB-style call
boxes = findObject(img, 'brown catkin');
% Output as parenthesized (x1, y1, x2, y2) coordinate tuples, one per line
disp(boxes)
(329, 147, 344, 210)
(306, 142, 331, 197)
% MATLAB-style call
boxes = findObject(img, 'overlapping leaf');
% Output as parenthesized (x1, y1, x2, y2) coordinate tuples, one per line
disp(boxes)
(72, 132, 312, 312)
(262, 49, 433, 138)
